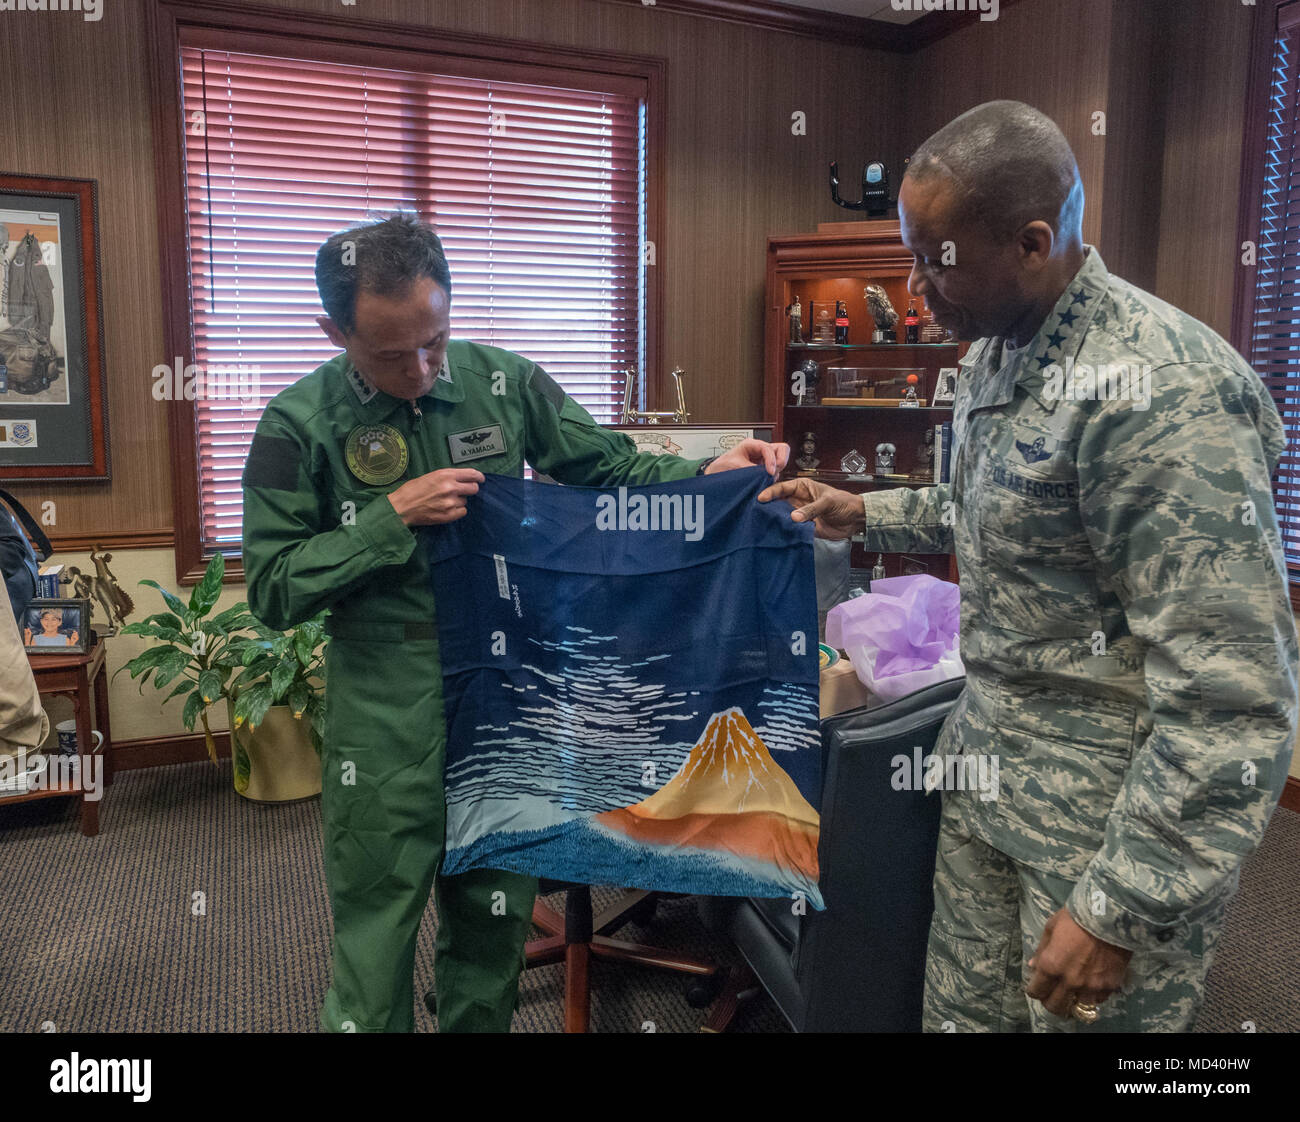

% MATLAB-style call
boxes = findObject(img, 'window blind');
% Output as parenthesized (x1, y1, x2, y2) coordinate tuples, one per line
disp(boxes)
(1250, 3, 1300, 575)
(180, 46, 645, 547)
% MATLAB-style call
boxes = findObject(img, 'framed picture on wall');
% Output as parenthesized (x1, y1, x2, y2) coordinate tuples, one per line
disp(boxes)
(604, 424, 777, 461)
(0, 173, 109, 480)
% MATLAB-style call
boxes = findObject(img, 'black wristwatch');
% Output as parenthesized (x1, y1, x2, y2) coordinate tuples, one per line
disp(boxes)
(696, 457, 717, 476)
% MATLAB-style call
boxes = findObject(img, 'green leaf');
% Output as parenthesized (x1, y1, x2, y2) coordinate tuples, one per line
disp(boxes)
(118, 645, 176, 683)
(233, 655, 275, 689)
(241, 641, 271, 667)
(139, 579, 187, 617)
(181, 689, 205, 732)
(287, 681, 310, 718)
(152, 646, 195, 691)
(197, 668, 224, 705)
(119, 622, 186, 643)
(233, 682, 274, 731)
(163, 678, 196, 704)
(142, 611, 185, 632)
(210, 601, 252, 632)
(271, 657, 297, 701)
(188, 553, 225, 619)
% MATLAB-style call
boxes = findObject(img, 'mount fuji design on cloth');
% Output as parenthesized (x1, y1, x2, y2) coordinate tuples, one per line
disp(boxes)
(424, 466, 824, 908)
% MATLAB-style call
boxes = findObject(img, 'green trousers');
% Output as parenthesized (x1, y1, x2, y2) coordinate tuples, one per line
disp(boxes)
(318, 637, 538, 1033)
(922, 797, 1226, 1033)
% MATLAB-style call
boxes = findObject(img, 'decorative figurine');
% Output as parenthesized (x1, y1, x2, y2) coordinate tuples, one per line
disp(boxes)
(793, 358, 820, 405)
(89, 546, 134, 628)
(915, 428, 935, 480)
(864, 284, 899, 343)
(874, 442, 896, 476)
(787, 294, 804, 345)
(795, 431, 820, 474)
(872, 554, 887, 583)
(841, 448, 869, 477)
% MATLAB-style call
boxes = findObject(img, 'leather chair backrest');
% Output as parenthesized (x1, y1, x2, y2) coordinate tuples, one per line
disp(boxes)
(796, 676, 965, 1031)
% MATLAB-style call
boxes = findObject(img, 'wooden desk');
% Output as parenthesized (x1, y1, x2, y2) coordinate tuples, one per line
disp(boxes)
(5, 636, 115, 836)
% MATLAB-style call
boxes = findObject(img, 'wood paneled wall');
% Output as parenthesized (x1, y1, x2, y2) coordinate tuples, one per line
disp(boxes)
(902, 0, 1114, 251)
(0, 0, 905, 545)
(902, 0, 1253, 339)
(0, 0, 1265, 547)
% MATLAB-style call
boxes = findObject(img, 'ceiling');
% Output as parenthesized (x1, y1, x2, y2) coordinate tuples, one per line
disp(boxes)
(773, 0, 929, 22)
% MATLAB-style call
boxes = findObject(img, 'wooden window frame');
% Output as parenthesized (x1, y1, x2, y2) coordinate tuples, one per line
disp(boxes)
(146, 0, 667, 584)
(1234, 0, 1300, 608)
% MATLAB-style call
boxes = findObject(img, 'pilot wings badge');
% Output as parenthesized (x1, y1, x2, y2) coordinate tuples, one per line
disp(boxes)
(1015, 435, 1051, 464)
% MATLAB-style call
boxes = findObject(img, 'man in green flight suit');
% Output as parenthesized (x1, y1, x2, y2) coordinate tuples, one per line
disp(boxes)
(761, 102, 1298, 1031)
(241, 212, 787, 1033)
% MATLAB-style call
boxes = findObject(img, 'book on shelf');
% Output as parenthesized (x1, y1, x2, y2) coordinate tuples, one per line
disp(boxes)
(37, 564, 64, 598)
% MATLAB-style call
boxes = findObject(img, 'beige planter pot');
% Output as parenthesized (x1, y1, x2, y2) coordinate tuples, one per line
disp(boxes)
(226, 700, 322, 803)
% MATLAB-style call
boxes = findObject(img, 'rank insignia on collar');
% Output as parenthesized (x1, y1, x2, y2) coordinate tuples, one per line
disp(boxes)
(345, 423, 409, 485)
(1015, 435, 1051, 464)
(437, 357, 453, 384)
(347, 364, 378, 404)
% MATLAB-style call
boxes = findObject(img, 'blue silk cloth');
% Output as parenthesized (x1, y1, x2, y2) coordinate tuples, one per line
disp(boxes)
(425, 466, 823, 907)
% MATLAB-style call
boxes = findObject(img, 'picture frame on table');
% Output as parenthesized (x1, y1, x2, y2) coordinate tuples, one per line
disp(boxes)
(933, 367, 958, 405)
(0, 173, 109, 480)
(22, 597, 92, 655)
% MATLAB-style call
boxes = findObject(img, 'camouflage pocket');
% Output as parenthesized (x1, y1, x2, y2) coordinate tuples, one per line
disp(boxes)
(979, 527, 1101, 638)
(993, 732, 1128, 860)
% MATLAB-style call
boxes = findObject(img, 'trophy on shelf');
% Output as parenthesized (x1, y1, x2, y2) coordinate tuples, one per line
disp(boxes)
(874, 442, 897, 476)
(792, 358, 821, 405)
(810, 301, 837, 344)
(841, 448, 869, 478)
(864, 284, 899, 343)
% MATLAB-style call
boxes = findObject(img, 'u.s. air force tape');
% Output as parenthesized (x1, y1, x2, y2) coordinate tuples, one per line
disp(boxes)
(243, 432, 300, 491)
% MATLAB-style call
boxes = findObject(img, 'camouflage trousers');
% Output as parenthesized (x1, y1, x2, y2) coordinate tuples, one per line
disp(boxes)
(922, 798, 1227, 1032)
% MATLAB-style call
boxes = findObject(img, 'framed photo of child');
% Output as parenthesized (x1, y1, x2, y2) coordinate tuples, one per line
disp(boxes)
(22, 597, 91, 654)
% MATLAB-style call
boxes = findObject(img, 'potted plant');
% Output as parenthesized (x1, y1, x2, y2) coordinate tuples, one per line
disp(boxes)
(118, 554, 326, 802)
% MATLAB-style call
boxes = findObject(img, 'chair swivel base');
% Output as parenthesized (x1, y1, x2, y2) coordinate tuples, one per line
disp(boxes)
(524, 886, 720, 1033)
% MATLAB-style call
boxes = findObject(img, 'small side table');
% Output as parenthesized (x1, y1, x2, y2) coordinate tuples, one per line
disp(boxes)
(11, 636, 115, 836)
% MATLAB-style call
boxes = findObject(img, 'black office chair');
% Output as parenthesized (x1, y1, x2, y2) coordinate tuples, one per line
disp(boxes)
(699, 675, 965, 1032)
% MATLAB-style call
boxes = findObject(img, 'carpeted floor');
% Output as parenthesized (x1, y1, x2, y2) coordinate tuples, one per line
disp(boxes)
(0, 758, 1295, 1033)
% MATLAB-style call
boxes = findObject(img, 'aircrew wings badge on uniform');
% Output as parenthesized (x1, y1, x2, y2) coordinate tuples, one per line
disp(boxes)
(345, 423, 409, 485)
(448, 424, 507, 464)
(1015, 435, 1051, 464)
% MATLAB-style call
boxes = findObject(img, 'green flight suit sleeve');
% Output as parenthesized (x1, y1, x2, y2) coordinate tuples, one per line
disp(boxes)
(519, 364, 706, 486)
(241, 410, 416, 630)
(861, 484, 955, 555)
(1066, 361, 1299, 951)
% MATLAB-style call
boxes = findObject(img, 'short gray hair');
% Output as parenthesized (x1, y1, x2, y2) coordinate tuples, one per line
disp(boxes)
(906, 101, 1084, 244)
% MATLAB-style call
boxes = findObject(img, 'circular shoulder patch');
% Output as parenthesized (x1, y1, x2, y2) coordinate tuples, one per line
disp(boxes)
(345, 423, 409, 486)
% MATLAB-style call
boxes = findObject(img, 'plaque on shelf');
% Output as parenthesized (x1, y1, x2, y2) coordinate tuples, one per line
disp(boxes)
(934, 367, 958, 404)
(810, 301, 837, 344)
(874, 442, 896, 475)
(820, 397, 928, 407)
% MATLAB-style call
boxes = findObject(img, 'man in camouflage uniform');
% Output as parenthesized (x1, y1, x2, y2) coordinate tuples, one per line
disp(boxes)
(761, 101, 1298, 1031)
